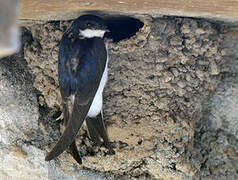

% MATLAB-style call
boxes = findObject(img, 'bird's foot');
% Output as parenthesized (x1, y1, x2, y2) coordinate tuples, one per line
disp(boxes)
(56, 112, 64, 121)
(105, 142, 115, 155)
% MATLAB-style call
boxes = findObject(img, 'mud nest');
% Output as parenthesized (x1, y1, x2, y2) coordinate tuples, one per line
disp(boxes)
(24, 16, 226, 178)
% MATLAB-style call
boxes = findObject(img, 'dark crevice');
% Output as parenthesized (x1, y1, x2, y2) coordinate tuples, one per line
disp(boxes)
(82, 11, 144, 42)
(104, 16, 144, 42)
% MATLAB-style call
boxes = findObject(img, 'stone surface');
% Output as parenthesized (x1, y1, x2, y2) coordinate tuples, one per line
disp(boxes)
(190, 35, 238, 179)
(210, 77, 238, 139)
(20, 0, 238, 23)
(0, 47, 38, 146)
(0, 0, 20, 58)
(23, 16, 229, 178)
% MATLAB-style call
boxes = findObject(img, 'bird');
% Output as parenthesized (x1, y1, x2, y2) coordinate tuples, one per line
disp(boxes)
(45, 15, 114, 164)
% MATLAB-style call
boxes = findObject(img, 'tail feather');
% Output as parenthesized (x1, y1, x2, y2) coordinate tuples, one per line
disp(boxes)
(86, 112, 114, 154)
(45, 98, 91, 162)
(69, 140, 82, 164)
(86, 118, 102, 146)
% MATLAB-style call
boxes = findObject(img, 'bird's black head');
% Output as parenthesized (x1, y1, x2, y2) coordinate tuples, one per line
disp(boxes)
(71, 15, 109, 38)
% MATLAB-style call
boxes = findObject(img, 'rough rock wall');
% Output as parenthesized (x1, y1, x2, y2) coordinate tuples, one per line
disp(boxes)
(191, 35, 238, 179)
(21, 16, 233, 179)
(0, 33, 112, 180)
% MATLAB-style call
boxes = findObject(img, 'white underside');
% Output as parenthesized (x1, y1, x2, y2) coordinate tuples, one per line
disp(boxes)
(71, 31, 108, 117)
(87, 43, 109, 117)
(79, 29, 106, 38)
(87, 62, 108, 117)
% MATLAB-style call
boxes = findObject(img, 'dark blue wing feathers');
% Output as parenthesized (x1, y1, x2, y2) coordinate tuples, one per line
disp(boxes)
(58, 34, 106, 102)
(45, 33, 107, 161)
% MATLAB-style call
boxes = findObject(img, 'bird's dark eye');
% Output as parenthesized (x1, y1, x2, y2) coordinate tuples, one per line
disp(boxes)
(87, 22, 92, 27)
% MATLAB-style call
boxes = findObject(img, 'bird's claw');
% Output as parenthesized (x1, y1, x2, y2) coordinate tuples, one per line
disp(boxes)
(56, 113, 64, 121)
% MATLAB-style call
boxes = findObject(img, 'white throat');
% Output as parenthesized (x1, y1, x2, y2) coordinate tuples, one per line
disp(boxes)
(79, 29, 106, 38)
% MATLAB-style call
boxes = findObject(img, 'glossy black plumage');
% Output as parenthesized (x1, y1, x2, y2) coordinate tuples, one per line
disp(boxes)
(45, 15, 112, 163)
(86, 112, 115, 154)
(86, 113, 109, 146)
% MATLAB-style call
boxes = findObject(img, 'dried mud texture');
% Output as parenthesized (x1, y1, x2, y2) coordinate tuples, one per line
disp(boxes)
(24, 17, 226, 178)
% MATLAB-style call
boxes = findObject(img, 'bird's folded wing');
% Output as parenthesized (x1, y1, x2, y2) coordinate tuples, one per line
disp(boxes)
(45, 37, 107, 161)
(45, 97, 92, 161)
